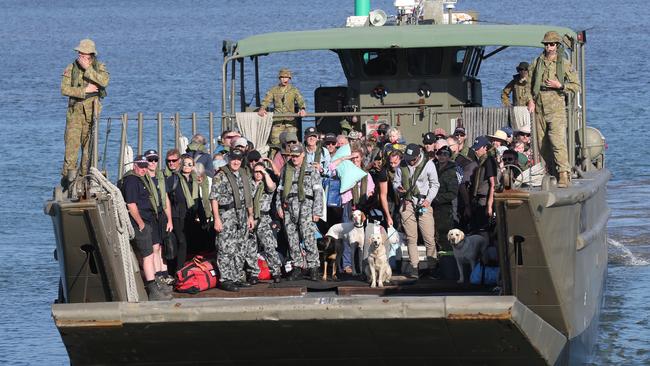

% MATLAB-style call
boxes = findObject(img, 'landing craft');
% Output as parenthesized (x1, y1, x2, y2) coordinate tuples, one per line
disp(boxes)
(47, 1, 608, 364)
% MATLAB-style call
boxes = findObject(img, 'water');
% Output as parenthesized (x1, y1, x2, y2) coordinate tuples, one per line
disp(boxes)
(0, 0, 648, 364)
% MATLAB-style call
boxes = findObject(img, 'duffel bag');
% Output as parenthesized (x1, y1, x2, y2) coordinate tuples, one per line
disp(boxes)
(175, 255, 218, 294)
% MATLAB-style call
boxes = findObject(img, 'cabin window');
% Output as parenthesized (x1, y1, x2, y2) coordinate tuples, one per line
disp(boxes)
(407, 47, 443, 76)
(362, 49, 398, 76)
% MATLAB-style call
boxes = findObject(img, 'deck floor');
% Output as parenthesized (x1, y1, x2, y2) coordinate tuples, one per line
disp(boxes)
(172, 275, 496, 299)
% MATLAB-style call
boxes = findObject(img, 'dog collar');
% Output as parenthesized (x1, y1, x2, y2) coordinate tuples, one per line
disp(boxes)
(354, 223, 364, 228)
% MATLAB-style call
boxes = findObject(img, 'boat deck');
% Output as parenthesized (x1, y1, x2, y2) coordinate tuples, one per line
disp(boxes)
(173, 276, 497, 299)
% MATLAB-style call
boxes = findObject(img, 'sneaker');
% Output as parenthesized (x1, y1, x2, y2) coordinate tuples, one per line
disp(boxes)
(235, 280, 251, 288)
(308, 267, 320, 281)
(407, 265, 419, 279)
(146, 281, 172, 301)
(247, 276, 259, 285)
(220, 280, 239, 292)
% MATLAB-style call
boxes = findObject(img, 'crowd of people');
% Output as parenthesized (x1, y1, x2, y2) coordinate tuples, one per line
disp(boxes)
(120, 120, 535, 300)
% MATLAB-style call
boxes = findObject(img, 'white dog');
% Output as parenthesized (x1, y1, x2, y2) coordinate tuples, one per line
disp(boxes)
(447, 228, 489, 284)
(365, 232, 392, 287)
(324, 210, 366, 274)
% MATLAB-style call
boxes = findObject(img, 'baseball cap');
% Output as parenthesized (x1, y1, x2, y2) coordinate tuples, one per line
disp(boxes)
(304, 127, 318, 137)
(132, 155, 149, 168)
(284, 132, 299, 144)
(453, 127, 466, 136)
(228, 149, 244, 160)
(143, 149, 159, 158)
(247, 150, 262, 162)
(403, 143, 421, 162)
(517, 124, 532, 134)
(435, 145, 452, 157)
(422, 132, 436, 145)
(471, 136, 491, 150)
(232, 137, 248, 148)
(323, 133, 337, 144)
(500, 126, 514, 138)
(288, 144, 304, 156)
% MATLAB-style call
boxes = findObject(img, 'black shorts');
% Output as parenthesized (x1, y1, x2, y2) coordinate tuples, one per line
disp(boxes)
(150, 215, 164, 245)
(133, 223, 153, 257)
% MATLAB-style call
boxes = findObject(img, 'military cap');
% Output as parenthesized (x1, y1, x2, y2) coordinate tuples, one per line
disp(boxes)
(131, 155, 149, 168)
(288, 144, 304, 156)
(517, 62, 529, 71)
(403, 143, 421, 163)
(228, 149, 244, 160)
(323, 133, 337, 144)
(278, 68, 292, 78)
(542, 31, 562, 44)
(143, 149, 159, 158)
(422, 132, 436, 145)
(304, 126, 318, 137)
(471, 136, 491, 150)
(74, 39, 97, 55)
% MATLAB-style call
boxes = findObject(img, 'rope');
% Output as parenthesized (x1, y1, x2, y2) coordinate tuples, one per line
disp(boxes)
(89, 167, 140, 302)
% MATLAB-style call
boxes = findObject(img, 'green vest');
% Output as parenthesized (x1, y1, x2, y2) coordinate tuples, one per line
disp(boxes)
(400, 157, 427, 200)
(281, 161, 307, 203)
(531, 49, 565, 96)
(71, 59, 107, 98)
(221, 166, 252, 210)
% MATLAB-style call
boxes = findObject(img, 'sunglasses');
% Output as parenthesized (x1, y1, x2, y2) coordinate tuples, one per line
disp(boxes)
(517, 68, 528, 71)
(286, 140, 298, 144)
(147, 157, 159, 163)
(519, 133, 531, 137)
(249, 159, 259, 163)
(254, 170, 265, 174)
(166, 158, 179, 163)
(183, 162, 194, 167)
(325, 142, 336, 146)
(224, 135, 238, 139)
(135, 162, 149, 168)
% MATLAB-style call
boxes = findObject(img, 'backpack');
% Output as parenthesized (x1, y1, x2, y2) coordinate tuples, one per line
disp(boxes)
(174, 256, 218, 294)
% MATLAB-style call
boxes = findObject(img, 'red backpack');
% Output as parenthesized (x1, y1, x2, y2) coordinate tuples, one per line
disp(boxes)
(175, 256, 218, 294)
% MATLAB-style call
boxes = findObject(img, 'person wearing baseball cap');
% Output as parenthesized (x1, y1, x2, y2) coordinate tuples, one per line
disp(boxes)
(277, 138, 323, 282)
(303, 127, 328, 175)
(469, 135, 497, 231)
(393, 143, 440, 279)
(453, 127, 470, 157)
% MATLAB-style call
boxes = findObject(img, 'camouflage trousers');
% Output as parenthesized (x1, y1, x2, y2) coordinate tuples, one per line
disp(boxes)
(283, 199, 319, 269)
(535, 93, 570, 176)
(269, 120, 298, 146)
(215, 208, 247, 282)
(62, 98, 101, 176)
(241, 228, 261, 278)
(256, 215, 282, 276)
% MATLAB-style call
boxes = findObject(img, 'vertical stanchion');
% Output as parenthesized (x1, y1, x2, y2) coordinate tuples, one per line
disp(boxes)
(118, 114, 128, 179)
(191, 112, 197, 136)
(137, 112, 143, 155)
(157, 112, 163, 158)
(209, 112, 215, 154)
(175, 112, 180, 150)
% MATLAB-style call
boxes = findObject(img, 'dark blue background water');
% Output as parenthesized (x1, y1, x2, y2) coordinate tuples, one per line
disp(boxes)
(1, 0, 648, 364)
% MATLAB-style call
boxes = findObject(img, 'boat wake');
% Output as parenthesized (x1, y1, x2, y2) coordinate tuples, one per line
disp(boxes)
(608, 238, 650, 266)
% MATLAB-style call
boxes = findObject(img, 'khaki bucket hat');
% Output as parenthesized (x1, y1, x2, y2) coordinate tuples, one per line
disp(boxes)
(541, 31, 562, 44)
(74, 39, 97, 55)
(278, 68, 292, 78)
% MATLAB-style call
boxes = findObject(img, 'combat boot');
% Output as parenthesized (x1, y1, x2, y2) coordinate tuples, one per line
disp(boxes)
(558, 172, 570, 188)
(146, 281, 172, 301)
(288, 268, 304, 281)
(155, 275, 173, 296)
(308, 267, 320, 281)
(220, 281, 239, 292)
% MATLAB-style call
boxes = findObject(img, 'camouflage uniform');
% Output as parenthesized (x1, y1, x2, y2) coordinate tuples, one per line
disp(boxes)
(276, 163, 323, 270)
(261, 83, 306, 146)
(253, 181, 282, 276)
(210, 169, 258, 283)
(501, 75, 532, 107)
(60, 55, 109, 176)
(530, 44, 580, 176)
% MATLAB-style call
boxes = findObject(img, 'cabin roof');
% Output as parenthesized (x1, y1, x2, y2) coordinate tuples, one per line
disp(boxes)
(232, 24, 577, 58)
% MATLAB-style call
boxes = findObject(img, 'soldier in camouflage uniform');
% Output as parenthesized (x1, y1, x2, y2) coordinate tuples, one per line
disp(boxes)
(501, 62, 533, 107)
(60, 39, 109, 185)
(258, 68, 307, 149)
(528, 31, 581, 188)
(209, 149, 256, 292)
(251, 162, 283, 283)
(276, 144, 323, 281)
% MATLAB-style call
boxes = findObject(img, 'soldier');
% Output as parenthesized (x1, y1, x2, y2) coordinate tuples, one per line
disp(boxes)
(258, 68, 307, 150)
(60, 39, 109, 187)
(120, 155, 171, 301)
(393, 143, 440, 278)
(276, 144, 323, 281)
(209, 150, 256, 292)
(252, 162, 283, 283)
(528, 31, 581, 188)
(501, 62, 533, 107)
